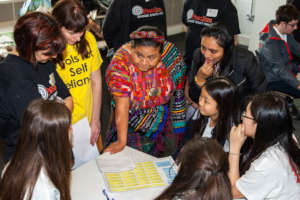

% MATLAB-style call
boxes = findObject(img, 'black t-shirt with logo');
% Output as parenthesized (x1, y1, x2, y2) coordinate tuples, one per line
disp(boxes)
(182, 0, 240, 69)
(130, 0, 165, 34)
(0, 54, 70, 159)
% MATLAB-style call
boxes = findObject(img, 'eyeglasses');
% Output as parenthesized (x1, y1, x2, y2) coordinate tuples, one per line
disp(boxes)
(242, 111, 255, 121)
(287, 23, 298, 28)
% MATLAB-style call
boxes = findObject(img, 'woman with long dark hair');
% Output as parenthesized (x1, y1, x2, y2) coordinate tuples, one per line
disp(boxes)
(0, 99, 73, 200)
(0, 12, 72, 160)
(228, 92, 300, 199)
(192, 77, 240, 151)
(156, 138, 232, 200)
(185, 23, 266, 112)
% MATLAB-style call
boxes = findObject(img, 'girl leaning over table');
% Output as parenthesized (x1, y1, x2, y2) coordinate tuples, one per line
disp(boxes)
(52, 0, 103, 166)
(0, 12, 72, 161)
(104, 26, 186, 156)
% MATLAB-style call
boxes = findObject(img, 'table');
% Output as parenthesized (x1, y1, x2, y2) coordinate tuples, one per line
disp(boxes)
(71, 146, 172, 200)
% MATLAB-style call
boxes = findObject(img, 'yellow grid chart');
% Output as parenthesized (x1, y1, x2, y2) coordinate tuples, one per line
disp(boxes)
(105, 161, 165, 192)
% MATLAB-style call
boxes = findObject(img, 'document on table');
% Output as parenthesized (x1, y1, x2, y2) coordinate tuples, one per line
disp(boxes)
(96, 151, 136, 172)
(97, 156, 178, 193)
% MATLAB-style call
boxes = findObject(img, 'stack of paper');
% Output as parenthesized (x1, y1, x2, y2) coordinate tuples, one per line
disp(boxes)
(96, 152, 177, 193)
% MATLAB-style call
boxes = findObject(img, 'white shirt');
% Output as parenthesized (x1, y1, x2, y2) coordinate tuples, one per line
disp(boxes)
(202, 118, 230, 152)
(24, 168, 60, 200)
(274, 26, 287, 42)
(236, 143, 300, 200)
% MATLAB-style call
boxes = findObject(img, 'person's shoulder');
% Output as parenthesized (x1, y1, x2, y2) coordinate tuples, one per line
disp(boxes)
(30, 167, 60, 200)
(234, 46, 255, 61)
(110, 44, 132, 64)
(162, 41, 183, 58)
(85, 31, 97, 44)
(251, 144, 288, 171)
(0, 55, 29, 76)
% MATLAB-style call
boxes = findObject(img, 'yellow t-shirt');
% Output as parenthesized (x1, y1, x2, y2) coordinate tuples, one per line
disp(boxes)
(57, 31, 103, 124)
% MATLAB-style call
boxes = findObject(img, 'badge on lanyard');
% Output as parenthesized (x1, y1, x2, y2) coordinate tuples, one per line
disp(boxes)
(206, 9, 218, 17)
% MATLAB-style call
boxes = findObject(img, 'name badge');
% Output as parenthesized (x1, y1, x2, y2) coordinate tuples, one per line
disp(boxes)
(206, 9, 218, 17)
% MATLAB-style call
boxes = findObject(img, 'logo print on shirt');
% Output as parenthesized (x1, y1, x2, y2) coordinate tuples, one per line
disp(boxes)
(38, 84, 49, 99)
(132, 5, 163, 18)
(186, 8, 213, 25)
(187, 9, 194, 20)
(132, 5, 143, 16)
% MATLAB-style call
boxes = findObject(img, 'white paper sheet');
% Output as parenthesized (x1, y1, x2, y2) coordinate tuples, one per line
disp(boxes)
(72, 117, 99, 169)
(96, 151, 135, 172)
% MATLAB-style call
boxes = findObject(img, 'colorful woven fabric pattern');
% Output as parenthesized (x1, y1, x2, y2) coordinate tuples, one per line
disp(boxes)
(129, 30, 165, 44)
(106, 46, 173, 109)
(105, 41, 186, 155)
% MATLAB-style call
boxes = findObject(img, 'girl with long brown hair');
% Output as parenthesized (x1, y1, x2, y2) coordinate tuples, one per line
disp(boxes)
(0, 99, 73, 200)
(52, 0, 103, 166)
(156, 138, 232, 200)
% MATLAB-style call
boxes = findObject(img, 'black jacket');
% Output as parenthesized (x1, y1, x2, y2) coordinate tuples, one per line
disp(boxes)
(189, 46, 267, 102)
(258, 20, 300, 88)
(102, 0, 167, 51)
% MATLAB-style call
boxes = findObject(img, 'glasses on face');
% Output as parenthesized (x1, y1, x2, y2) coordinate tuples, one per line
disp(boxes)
(287, 23, 298, 28)
(242, 111, 255, 121)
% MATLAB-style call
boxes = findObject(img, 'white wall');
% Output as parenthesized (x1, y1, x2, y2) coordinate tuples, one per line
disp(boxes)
(235, 0, 287, 52)
(248, 0, 286, 52)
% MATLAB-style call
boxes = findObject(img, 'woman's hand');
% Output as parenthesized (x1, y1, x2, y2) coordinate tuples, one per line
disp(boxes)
(198, 60, 214, 80)
(90, 119, 101, 145)
(229, 124, 247, 153)
(104, 140, 126, 154)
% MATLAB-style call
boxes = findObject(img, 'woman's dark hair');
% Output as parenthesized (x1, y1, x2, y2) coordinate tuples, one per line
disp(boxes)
(194, 77, 241, 146)
(0, 99, 73, 200)
(241, 92, 300, 174)
(201, 23, 234, 71)
(14, 12, 66, 66)
(52, 0, 90, 59)
(276, 4, 300, 24)
(156, 138, 232, 200)
(131, 26, 164, 53)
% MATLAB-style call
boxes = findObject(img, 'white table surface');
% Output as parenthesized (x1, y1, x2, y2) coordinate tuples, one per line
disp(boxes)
(71, 146, 170, 200)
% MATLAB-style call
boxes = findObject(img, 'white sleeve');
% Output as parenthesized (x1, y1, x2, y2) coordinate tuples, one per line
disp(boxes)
(236, 155, 278, 200)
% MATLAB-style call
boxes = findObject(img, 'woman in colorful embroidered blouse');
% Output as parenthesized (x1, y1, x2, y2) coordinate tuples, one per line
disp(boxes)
(104, 26, 186, 156)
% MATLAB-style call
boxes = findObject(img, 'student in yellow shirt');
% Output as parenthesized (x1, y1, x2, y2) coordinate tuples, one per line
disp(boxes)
(52, 0, 103, 149)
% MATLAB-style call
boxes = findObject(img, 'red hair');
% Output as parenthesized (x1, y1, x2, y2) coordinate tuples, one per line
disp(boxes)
(14, 12, 66, 65)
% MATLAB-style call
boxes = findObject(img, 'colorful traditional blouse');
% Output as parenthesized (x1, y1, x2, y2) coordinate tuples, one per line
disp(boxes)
(106, 47, 173, 109)
(106, 41, 186, 141)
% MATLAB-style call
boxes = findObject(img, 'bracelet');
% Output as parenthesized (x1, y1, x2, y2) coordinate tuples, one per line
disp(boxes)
(194, 75, 205, 87)
(229, 152, 241, 156)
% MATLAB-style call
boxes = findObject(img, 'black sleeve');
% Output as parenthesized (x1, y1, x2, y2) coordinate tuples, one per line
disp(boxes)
(182, 0, 190, 25)
(160, 0, 167, 36)
(222, 2, 240, 35)
(53, 69, 70, 99)
(0, 78, 9, 138)
(102, 0, 122, 49)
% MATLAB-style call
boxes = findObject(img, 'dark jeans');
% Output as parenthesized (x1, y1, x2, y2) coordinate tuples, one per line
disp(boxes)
(267, 81, 300, 98)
